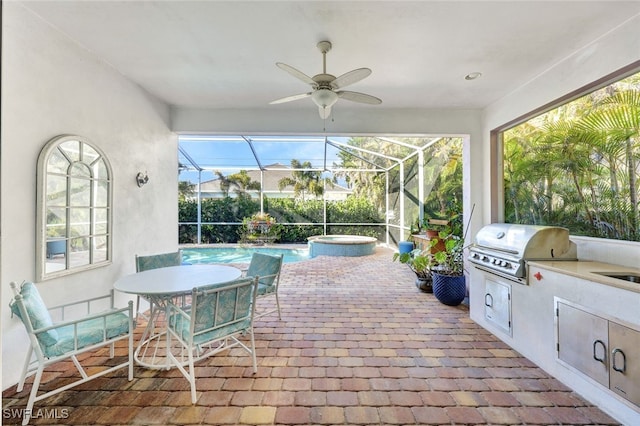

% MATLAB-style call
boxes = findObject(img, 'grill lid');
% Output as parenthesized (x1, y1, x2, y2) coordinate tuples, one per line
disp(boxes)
(473, 223, 577, 260)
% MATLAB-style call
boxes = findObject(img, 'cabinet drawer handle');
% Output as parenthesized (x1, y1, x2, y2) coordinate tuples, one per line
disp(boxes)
(612, 348, 626, 373)
(593, 340, 606, 363)
(484, 293, 493, 307)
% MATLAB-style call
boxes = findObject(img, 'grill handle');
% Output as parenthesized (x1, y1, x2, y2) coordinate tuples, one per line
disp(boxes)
(484, 293, 493, 307)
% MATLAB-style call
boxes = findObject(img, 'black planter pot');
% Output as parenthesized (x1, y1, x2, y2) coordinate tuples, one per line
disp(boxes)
(415, 276, 433, 293)
(431, 272, 466, 306)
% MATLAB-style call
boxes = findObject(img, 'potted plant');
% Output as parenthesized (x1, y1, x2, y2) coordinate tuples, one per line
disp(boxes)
(241, 212, 281, 244)
(421, 217, 449, 252)
(422, 217, 448, 234)
(392, 248, 433, 293)
(429, 225, 466, 306)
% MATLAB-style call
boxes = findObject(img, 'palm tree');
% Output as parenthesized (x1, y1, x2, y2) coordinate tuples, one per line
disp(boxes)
(215, 170, 261, 198)
(178, 181, 196, 201)
(278, 159, 329, 201)
(503, 77, 639, 240)
(578, 90, 640, 239)
(333, 136, 463, 220)
(334, 136, 412, 210)
(422, 138, 463, 216)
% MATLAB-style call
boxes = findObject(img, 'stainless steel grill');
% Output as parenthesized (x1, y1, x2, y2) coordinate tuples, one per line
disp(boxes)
(469, 223, 577, 284)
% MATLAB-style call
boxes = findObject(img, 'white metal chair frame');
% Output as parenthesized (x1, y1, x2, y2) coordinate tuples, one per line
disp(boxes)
(243, 252, 284, 320)
(134, 250, 183, 320)
(165, 277, 259, 404)
(9, 281, 134, 426)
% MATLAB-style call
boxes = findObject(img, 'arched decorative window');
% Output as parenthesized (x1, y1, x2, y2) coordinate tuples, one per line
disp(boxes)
(37, 135, 112, 280)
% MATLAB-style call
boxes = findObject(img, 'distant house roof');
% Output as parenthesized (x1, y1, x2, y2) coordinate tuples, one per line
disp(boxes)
(199, 163, 351, 195)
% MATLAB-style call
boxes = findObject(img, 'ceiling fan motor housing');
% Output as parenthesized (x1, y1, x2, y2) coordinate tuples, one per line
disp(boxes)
(312, 74, 336, 90)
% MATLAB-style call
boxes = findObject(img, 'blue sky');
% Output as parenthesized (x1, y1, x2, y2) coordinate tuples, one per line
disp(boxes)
(178, 135, 349, 183)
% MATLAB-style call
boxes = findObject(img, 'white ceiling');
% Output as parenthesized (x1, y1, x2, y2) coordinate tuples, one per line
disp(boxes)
(20, 1, 640, 113)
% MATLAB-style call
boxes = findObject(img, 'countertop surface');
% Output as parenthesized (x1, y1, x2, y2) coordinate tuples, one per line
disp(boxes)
(528, 260, 640, 293)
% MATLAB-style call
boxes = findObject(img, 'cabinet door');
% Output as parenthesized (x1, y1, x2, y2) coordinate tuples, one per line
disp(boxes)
(485, 279, 511, 335)
(609, 322, 640, 405)
(557, 302, 609, 386)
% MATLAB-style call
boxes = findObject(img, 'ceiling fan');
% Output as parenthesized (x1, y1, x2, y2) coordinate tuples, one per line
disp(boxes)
(270, 41, 382, 119)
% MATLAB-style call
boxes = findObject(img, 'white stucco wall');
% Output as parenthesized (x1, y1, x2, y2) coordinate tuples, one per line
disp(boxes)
(172, 106, 482, 136)
(481, 13, 640, 266)
(1, 3, 177, 389)
(483, 13, 640, 133)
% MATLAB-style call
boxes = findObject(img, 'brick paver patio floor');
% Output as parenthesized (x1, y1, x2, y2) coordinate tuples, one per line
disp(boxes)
(3, 246, 620, 425)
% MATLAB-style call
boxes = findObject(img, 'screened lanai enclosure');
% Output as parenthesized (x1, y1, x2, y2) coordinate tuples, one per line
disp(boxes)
(177, 135, 463, 246)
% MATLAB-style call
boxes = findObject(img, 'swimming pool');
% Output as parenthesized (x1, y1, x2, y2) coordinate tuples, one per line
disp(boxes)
(181, 246, 309, 264)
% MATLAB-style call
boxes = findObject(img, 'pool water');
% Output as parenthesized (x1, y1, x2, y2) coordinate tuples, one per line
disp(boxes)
(181, 246, 309, 264)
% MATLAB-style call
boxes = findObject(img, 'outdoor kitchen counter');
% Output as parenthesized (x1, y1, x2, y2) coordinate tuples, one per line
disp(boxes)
(528, 260, 640, 294)
(473, 259, 640, 424)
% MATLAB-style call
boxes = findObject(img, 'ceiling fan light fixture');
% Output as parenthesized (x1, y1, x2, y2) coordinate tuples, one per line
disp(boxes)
(311, 89, 339, 108)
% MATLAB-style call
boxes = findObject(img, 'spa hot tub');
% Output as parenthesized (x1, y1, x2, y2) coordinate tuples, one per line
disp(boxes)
(307, 235, 377, 258)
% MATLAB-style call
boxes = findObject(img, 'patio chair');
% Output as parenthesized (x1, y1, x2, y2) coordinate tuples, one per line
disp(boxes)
(165, 276, 259, 403)
(244, 252, 284, 319)
(134, 250, 183, 320)
(9, 281, 134, 426)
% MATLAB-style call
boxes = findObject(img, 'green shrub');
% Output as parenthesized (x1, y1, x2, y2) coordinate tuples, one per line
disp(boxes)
(178, 196, 384, 244)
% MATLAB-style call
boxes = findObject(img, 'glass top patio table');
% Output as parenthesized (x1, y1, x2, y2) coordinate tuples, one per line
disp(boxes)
(114, 264, 242, 368)
(114, 264, 241, 296)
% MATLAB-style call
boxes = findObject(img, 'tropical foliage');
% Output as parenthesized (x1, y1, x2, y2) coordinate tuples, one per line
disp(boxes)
(178, 181, 195, 201)
(393, 248, 431, 280)
(333, 137, 463, 226)
(393, 209, 464, 278)
(215, 170, 261, 198)
(430, 229, 465, 276)
(278, 159, 332, 200)
(178, 196, 384, 244)
(178, 137, 463, 244)
(503, 72, 640, 241)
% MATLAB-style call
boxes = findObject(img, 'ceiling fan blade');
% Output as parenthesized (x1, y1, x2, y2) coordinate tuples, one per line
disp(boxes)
(270, 92, 312, 105)
(318, 105, 332, 119)
(276, 62, 316, 86)
(338, 90, 382, 105)
(331, 68, 372, 90)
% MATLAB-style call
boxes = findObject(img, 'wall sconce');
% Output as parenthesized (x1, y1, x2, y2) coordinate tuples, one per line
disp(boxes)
(136, 171, 149, 187)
